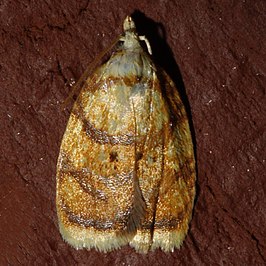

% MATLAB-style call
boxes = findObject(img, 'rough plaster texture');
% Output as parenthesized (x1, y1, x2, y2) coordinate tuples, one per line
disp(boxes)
(0, 0, 265, 265)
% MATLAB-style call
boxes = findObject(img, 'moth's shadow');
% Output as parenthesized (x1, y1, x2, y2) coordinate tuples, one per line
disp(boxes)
(132, 12, 183, 95)
(132, 11, 199, 205)
(132, 11, 195, 132)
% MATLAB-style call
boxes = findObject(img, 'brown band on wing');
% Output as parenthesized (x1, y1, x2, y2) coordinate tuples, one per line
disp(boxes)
(61, 201, 130, 231)
(120, 217, 183, 231)
(62, 200, 183, 232)
(58, 153, 107, 200)
(61, 202, 114, 230)
(97, 170, 133, 187)
(83, 118, 135, 145)
(64, 168, 134, 193)
(58, 152, 134, 198)
(61, 168, 108, 201)
(154, 217, 182, 230)
(72, 101, 135, 146)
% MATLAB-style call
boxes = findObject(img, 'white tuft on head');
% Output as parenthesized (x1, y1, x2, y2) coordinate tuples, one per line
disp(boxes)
(123, 16, 136, 31)
(121, 16, 152, 54)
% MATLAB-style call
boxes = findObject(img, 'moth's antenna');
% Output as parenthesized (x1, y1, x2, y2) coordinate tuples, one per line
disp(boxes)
(60, 35, 121, 110)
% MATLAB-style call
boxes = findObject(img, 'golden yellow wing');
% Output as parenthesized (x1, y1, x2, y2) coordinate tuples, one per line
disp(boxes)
(56, 16, 195, 253)
(56, 61, 147, 251)
(128, 69, 195, 253)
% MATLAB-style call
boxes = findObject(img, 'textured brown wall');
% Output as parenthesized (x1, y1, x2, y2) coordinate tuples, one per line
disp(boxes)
(1, 0, 265, 265)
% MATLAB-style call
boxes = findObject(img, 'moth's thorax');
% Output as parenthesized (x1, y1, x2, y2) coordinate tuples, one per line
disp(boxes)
(103, 40, 153, 79)
(123, 32, 142, 51)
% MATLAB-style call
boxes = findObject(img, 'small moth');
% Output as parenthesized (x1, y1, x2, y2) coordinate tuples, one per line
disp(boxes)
(56, 16, 196, 253)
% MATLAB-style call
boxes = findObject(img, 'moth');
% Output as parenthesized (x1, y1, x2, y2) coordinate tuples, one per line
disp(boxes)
(56, 16, 196, 253)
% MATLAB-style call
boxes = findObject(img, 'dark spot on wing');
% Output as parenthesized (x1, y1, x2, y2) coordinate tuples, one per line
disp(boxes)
(110, 151, 118, 162)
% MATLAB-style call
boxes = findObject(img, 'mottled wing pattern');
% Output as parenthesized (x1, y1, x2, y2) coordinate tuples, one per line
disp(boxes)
(153, 71, 195, 252)
(56, 49, 152, 251)
(129, 69, 195, 253)
(56, 16, 195, 253)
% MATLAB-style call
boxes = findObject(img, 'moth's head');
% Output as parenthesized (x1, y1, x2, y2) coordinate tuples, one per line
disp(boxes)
(123, 16, 136, 32)
(121, 16, 143, 51)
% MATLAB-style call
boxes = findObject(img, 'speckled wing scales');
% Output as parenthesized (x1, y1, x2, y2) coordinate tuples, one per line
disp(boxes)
(151, 70, 195, 252)
(56, 61, 147, 251)
(56, 16, 196, 253)
(128, 69, 195, 253)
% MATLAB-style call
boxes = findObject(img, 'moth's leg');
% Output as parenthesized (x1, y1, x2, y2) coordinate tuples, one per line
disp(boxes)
(139, 36, 152, 55)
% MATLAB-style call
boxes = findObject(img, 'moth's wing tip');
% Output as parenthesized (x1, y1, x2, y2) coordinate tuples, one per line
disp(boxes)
(129, 231, 152, 254)
(58, 220, 129, 252)
(129, 229, 187, 253)
(150, 230, 187, 252)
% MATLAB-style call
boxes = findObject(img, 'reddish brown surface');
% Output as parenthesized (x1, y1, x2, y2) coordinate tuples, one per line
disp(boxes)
(0, 1, 265, 265)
